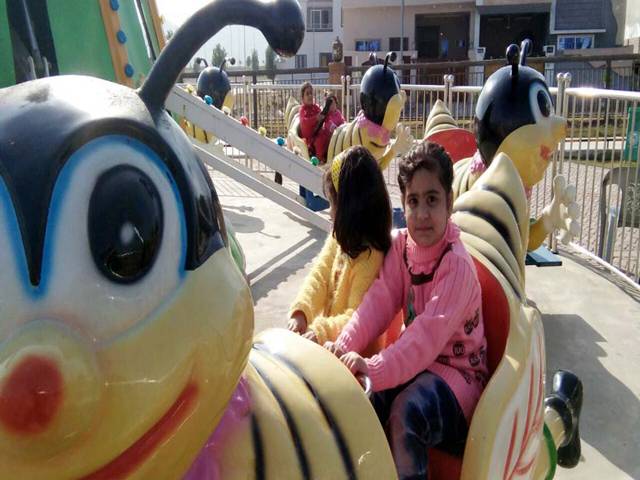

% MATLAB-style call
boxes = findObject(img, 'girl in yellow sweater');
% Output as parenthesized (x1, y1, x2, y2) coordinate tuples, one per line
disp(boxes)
(288, 145, 392, 345)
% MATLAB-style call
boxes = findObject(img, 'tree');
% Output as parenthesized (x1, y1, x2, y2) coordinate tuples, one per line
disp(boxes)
(249, 48, 260, 71)
(265, 46, 276, 79)
(244, 49, 260, 71)
(211, 43, 227, 68)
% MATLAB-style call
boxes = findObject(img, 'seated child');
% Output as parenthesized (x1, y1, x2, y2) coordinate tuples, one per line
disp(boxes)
(299, 84, 344, 163)
(313, 93, 345, 162)
(299, 81, 322, 150)
(287, 146, 392, 346)
(326, 141, 488, 479)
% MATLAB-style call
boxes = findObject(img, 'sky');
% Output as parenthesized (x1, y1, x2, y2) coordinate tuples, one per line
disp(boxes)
(155, 0, 269, 67)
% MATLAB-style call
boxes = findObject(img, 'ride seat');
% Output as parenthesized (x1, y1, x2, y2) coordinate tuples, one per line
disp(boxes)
(427, 257, 510, 479)
(425, 129, 477, 164)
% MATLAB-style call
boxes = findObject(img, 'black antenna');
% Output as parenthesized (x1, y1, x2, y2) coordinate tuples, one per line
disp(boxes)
(519, 39, 532, 66)
(383, 51, 396, 74)
(221, 57, 236, 71)
(195, 57, 209, 68)
(138, 0, 303, 112)
(506, 44, 520, 77)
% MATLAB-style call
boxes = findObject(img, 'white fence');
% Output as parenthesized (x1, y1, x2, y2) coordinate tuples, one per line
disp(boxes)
(187, 74, 640, 282)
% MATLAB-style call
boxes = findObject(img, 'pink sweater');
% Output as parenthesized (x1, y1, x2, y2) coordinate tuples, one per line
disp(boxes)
(336, 221, 488, 421)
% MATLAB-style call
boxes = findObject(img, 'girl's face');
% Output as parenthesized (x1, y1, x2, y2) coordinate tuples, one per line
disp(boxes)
(302, 87, 314, 106)
(403, 168, 452, 247)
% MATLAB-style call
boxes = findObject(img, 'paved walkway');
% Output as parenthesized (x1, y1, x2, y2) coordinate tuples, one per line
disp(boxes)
(213, 170, 640, 479)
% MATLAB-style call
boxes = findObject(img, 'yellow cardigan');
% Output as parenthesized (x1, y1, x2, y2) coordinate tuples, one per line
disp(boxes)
(289, 235, 384, 345)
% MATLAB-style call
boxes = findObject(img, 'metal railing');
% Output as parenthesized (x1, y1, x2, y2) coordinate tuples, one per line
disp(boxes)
(185, 70, 640, 282)
(555, 80, 640, 281)
(181, 53, 640, 91)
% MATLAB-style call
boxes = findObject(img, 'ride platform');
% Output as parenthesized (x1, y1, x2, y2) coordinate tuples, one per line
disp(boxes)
(212, 169, 640, 480)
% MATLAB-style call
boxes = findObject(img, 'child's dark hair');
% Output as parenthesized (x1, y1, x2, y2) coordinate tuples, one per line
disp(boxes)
(323, 146, 392, 258)
(397, 141, 453, 197)
(324, 91, 338, 104)
(300, 81, 313, 98)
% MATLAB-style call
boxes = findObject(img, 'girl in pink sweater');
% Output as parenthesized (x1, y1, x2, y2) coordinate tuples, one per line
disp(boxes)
(326, 141, 488, 479)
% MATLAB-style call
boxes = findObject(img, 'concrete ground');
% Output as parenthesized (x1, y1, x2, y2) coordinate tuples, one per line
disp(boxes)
(213, 170, 640, 480)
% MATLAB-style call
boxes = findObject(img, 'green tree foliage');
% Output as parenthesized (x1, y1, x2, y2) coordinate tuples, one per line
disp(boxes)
(250, 49, 260, 70)
(265, 46, 276, 79)
(211, 43, 227, 68)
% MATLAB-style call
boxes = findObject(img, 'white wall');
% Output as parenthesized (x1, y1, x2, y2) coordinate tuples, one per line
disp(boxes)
(342, 2, 476, 59)
(280, 0, 344, 70)
(626, 0, 640, 41)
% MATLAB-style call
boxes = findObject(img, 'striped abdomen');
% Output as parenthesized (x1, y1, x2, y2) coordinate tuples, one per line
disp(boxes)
(217, 329, 396, 480)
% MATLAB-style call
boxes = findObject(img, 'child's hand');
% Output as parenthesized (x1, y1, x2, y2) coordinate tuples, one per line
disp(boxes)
(302, 330, 318, 343)
(287, 311, 307, 334)
(323, 341, 344, 358)
(340, 352, 369, 376)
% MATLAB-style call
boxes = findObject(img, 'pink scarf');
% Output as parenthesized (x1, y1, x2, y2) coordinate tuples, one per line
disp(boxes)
(355, 110, 390, 145)
(469, 150, 487, 175)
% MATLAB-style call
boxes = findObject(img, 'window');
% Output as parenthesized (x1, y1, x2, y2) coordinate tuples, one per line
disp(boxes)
(557, 35, 594, 50)
(307, 7, 332, 32)
(355, 39, 382, 52)
(389, 37, 409, 51)
(295, 54, 307, 68)
(319, 52, 332, 67)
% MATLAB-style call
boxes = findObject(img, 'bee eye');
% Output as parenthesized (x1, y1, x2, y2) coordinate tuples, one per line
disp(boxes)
(537, 90, 551, 117)
(88, 166, 163, 283)
(530, 84, 553, 123)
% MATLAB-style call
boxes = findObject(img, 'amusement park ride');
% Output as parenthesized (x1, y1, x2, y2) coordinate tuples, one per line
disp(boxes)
(0, 0, 584, 479)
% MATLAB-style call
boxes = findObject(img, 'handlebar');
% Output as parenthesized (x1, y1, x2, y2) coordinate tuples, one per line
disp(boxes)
(356, 373, 372, 397)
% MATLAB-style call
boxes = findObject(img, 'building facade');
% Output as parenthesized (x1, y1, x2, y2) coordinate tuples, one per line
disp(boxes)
(279, 0, 344, 70)
(340, 0, 627, 64)
(625, 0, 639, 52)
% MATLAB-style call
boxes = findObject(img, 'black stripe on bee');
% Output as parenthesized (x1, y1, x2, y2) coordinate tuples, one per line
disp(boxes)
(453, 207, 516, 260)
(251, 359, 312, 480)
(253, 343, 356, 480)
(479, 184, 519, 227)
(452, 213, 523, 300)
(251, 414, 266, 480)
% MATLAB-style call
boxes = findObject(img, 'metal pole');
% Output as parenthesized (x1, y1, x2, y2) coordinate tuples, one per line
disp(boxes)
(252, 72, 258, 130)
(605, 59, 612, 89)
(20, 0, 43, 73)
(400, 0, 405, 64)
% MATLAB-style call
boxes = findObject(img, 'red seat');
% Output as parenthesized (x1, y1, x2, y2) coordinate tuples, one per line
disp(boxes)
(427, 258, 510, 479)
(473, 258, 510, 376)
(426, 129, 477, 164)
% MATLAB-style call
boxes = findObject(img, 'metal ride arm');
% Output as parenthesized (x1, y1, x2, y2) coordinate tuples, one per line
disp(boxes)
(193, 143, 331, 232)
(167, 85, 325, 195)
